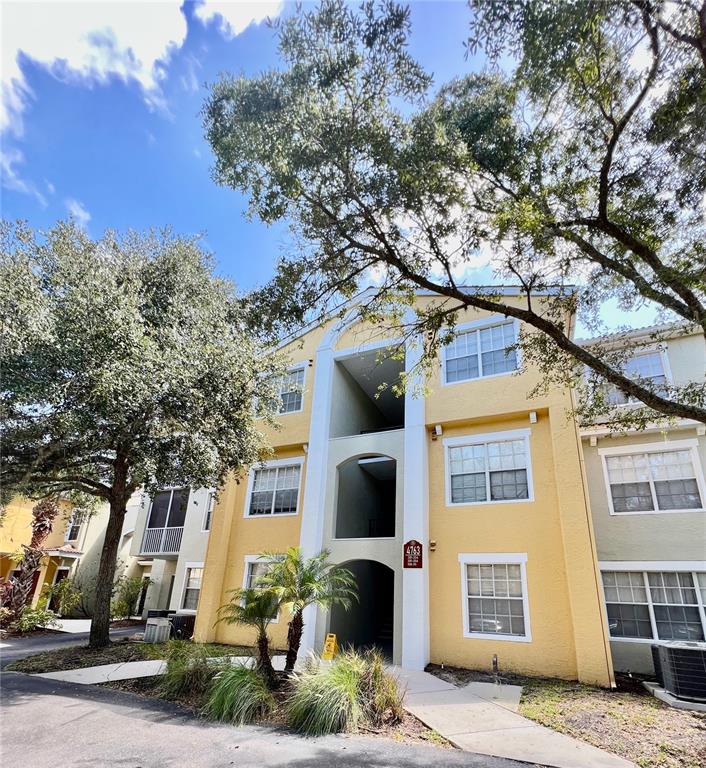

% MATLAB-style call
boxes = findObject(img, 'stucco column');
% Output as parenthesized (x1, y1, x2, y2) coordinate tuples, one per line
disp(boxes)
(401, 333, 430, 670)
(193, 479, 237, 641)
(298, 340, 335, 656)
(549, 403, 615, 686)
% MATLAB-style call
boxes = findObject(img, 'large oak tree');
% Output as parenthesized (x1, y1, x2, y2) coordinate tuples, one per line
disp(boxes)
(1, 221, 280, 646)
(204, 0, 705, 428)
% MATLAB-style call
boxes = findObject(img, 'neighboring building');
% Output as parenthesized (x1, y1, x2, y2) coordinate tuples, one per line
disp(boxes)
(0, 497, 105, 612)
(195, 288, 615, 686)
(129, 486, 214, 618)
(580, 324, 706, 674)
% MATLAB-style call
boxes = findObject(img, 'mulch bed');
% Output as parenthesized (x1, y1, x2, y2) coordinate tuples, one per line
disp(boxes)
(105, 667, 453, 748)
(6, 640, 153, 673)
(426, 663, 706, 768)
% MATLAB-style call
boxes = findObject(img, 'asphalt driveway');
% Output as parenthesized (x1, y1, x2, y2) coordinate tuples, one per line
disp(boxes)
(0, 672, 531, 768)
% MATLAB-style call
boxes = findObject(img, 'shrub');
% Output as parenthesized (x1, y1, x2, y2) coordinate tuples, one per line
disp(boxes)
(205, 664, 275, 725)
(10, 605, 60, 633)
(287, 648, 402, 736)
(111, 575, 149, 620)
(42, 578, 81, 616)
(158, 640, 222, 700)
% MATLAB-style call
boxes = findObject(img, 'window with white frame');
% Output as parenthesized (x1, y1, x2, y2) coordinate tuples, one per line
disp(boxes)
(606, 350, 668, 405)
(444, 320, 518, 384)
(203, 492, 216, 531)
(602, 570, 706, 642)
(247, 462, 302, 516)
(602, 443, 704, 514)
(277, 367, 305, 413)
(244, 558, 278, 620)
(447, 433, 531, 505)
(181, 567, 203, 611)
(65, 510, 85, 542)
(459, 554, 530, 640)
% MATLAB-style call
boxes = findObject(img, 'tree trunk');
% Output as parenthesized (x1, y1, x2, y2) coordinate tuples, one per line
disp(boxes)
(88, 459, 129, 648)
(256, 631, 276, 687)
(285, 609, 304, 673)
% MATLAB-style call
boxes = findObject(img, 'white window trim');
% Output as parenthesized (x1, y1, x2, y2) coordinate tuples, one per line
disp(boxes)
(277, 362, 308, 415)
(64, 510, 84, 543)
(443, 428, 534, 507)
(178, 561, 204, 615)
(243, 456, 306, 519)
(599, 562, 706, 644)
(606, 345, 673, 408)
(243, 555, 279, 623)
(458, 553, 532, 643)
(201, 489, 216, 532)
(599, 439, 706, 516)
(441, 315, 522, 387)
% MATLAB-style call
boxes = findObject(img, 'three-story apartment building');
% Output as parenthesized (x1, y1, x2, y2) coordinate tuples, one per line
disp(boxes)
(195, 289, 615, 686)
(580, 324, 706, 674)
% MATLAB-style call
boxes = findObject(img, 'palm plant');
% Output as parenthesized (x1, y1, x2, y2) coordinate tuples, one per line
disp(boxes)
(218, 587, 280, 686)
(257, 547, 357, 673)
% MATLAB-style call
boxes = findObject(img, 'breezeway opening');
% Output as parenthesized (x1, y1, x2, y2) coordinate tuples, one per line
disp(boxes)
(329, 559, 394, 659)
(335, 455, 396, 539)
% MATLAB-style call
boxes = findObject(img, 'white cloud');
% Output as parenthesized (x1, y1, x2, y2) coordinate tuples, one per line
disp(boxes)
(65, 198, 91, 228)
(1, 1, 188, 135)
(1, 1, 286, 136)
(0, 147, 47, 207)
(194, 0, 284, 38)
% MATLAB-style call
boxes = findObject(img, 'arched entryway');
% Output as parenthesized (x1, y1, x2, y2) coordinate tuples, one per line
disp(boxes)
(329, 559, 394, 659)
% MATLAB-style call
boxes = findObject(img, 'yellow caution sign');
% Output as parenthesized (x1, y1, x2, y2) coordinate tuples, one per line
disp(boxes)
(322, 632, 338, 660)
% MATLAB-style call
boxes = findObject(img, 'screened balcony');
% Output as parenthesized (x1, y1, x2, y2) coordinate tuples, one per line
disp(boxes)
(140, 487, 188, 555)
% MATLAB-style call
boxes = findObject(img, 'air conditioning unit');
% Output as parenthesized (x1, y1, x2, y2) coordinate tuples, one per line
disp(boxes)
(144, 617, 171, 643)
(170, 613, 196, 640)
(652, 642, 706, 703)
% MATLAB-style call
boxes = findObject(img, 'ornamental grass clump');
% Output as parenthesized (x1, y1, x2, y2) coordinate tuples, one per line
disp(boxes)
(205, 664, 276, 725)
(158, 640, 222, 700)
(287, 648, 402, 736)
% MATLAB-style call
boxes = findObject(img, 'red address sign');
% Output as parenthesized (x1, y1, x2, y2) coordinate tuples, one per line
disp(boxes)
(403, 539, 423, 568)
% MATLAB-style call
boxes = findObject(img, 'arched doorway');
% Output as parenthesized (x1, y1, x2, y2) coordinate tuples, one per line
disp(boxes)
(329, 559, 394, 659)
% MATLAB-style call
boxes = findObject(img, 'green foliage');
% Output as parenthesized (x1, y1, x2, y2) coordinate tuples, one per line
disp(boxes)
(10, 605, 60, 633)
(0, 220, 282, 645)
(217, 587, 279, 681)
(204, 664, 276, 725)
(287, 648, 402, 735)
(111, 575, 149, 620)
(158, 640, 224, 700)
(42, 577, 81, 616)
(258, 547, 357, 617)
(204, 0, 706, 428)
(257, 547, 357, 672)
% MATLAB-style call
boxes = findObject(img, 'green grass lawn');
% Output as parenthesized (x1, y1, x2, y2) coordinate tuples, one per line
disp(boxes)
(5, 640, 263, 674)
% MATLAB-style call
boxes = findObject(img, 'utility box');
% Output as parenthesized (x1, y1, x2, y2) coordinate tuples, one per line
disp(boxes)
(144, 617, 171, 643)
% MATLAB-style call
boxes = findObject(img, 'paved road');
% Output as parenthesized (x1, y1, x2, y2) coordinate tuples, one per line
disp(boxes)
(0, 673, 531, 768)
(0, 625, 141, 668)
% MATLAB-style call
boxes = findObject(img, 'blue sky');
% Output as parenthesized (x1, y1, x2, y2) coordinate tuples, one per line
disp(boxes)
(1, 1, 656, 332)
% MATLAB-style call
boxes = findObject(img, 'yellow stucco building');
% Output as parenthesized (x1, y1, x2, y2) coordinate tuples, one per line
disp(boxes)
(195, 289, 615, 686)
(0, 497, 85, 609)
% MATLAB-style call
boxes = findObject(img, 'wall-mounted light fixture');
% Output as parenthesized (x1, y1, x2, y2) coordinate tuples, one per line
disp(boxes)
(429, 540, 437, 551)
(529, 411, 537, 424)
(431, 424, 443, 440)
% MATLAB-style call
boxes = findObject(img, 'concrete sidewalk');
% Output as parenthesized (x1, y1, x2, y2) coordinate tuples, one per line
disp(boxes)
(31, 653, 292, 684)
(393, 668, 635, 768)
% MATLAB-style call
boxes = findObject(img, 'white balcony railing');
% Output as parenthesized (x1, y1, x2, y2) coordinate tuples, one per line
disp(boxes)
(141, 526, 183, 554)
